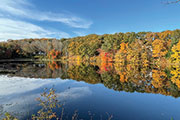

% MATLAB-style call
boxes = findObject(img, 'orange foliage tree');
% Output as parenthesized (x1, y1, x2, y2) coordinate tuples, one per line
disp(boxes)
(48, 49, 61, 60)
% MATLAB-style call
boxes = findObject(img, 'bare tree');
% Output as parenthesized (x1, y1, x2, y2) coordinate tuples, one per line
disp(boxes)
(164, 0, 180, 4)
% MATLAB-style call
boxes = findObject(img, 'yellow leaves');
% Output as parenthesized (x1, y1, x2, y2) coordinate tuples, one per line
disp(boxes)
(2, 113, 18, 120)
(171, 69, 178, 77)
(143, 59, 149, 67)
(67, 55, 83, 65)
(120, 72, 128, 83)
(158, 30, 172, 40)
(172, 41, 180, 52)
(170, 65, 180, 89)
(76, 56, 82, 65)
(114, 63, 129, 83)
(120, 42, 128, 51)
(152, 39, 167, 58)
(170, 40, 180, 63)
(114, 42, 128, 64)
(152, 69, 167, 88)
(120, 42, 128, 52)
(32, 88, 59, 120)
(175, 80, 180, 89)
(49, 113, 56, 119)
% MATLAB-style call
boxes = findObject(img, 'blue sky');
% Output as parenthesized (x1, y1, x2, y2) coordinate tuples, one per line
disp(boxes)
(0, 0, 180, 41)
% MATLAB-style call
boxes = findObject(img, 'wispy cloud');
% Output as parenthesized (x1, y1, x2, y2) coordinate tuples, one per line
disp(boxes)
(28, 12, 93, 29)
(58, 87, 92, 100)
(0, 0, 31, 16)
(0, 0, 92, 28)
(0, 18, 70, 41)
(0, 0, 92, 41)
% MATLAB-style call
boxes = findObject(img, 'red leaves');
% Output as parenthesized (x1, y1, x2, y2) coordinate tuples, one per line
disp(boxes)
(48, 49, 61, 60)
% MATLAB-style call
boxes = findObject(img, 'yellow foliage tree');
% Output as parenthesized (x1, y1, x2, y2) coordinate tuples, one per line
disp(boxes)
(114, 42, 128, 64)
(170, 40, 180, 64)
(152, 39, 167, 59)
(170, 64, 180, 89)
(152, 69, 167, 88)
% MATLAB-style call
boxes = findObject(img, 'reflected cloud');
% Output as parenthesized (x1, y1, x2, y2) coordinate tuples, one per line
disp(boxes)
(0, 81, 92, 119)
(0, 75, 68, 96)
(58, 86, 92, 100)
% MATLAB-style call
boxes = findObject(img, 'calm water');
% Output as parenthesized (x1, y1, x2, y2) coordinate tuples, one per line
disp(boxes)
(0, 62, 180, 120)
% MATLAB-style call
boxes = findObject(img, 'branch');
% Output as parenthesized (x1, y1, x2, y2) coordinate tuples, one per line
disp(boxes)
(164, 0, 180, 4)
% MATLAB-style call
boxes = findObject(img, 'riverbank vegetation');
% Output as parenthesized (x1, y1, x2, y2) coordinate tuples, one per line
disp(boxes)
(0, 29, 180, 65)
(1, 29, 180, 97)
(1, 88, 113, 120)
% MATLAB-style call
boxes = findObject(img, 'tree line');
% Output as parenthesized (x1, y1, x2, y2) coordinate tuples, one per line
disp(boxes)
(0, 29, 180, 65)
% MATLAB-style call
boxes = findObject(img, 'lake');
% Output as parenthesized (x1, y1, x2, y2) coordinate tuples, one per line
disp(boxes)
(0, 61, 180, 120)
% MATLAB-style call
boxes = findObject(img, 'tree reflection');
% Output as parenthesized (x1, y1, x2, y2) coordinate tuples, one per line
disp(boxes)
(1, 61, 180, 98)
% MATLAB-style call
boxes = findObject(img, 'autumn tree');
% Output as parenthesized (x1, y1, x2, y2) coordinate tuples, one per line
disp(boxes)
(152, 39, 168, 60)
(114, 42, 128, 65)
(170, 40, 180, 63)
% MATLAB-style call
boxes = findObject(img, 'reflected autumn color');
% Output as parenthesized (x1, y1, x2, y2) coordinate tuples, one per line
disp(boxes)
(1, 31, 180, 99)
(1, 60, 180, 98)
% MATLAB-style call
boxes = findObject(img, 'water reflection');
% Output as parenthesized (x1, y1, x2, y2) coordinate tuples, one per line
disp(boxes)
(0, 77, 93, 119)
(1, 62, 180, 120)
(1, 62, 180, 98)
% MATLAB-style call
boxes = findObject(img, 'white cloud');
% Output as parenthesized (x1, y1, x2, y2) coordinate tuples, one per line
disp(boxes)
(0, 75, 69, 96)
(0, 18, 70, 41)
(58, 87, 92, 100)
(0, 0, 30, 16)
(0, 0, 92, 29)
(27, 12, 93, 29)
(0, 0, 92, 41)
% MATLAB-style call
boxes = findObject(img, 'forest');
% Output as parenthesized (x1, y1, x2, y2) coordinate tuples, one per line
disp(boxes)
(2, 29, 180, 97)
(1, 29, 180, 101)
(1, 29, 180, 65)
